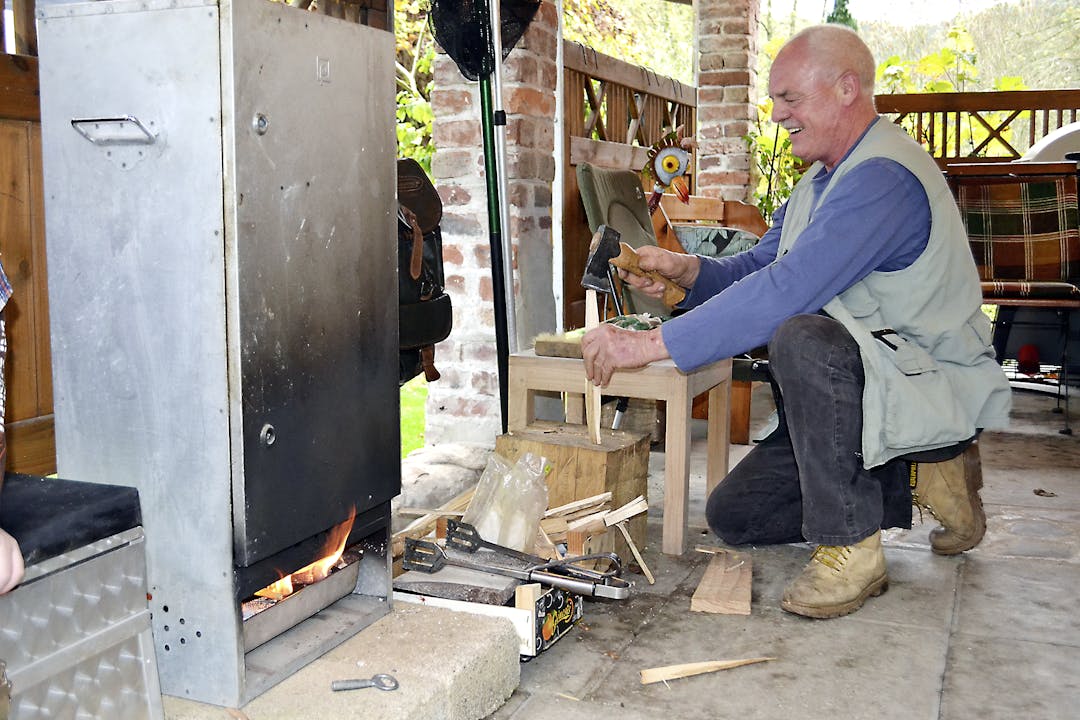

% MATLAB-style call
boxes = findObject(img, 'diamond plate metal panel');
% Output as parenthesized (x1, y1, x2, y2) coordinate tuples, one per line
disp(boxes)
(0, 530, 163, 719)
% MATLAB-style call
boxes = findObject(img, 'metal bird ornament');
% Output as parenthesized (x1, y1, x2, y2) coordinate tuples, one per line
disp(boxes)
(643, 130, 691, 214)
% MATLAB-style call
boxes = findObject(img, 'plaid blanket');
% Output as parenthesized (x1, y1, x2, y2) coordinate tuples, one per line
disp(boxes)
(955, 174, 1080, 297)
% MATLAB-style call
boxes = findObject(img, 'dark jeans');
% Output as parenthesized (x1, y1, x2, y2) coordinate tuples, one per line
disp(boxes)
(706, 314, 912, 547)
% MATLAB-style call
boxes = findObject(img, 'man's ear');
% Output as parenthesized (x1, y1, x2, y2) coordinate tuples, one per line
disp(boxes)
(837, 71, 860, 105)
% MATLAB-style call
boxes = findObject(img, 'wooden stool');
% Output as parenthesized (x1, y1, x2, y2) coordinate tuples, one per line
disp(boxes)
(508, 350, 732, 555)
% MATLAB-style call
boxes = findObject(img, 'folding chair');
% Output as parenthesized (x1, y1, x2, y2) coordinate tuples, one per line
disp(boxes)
(947, 158, 1080, 435)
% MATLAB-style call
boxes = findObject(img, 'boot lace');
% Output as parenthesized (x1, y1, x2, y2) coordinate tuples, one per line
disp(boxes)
(910, 464, 941, 524)
(910, 488, 940, 524)
(811, 544, 852, 573)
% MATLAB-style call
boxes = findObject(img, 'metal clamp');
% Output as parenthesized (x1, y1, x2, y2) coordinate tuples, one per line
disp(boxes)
(71, 116, 158, 146)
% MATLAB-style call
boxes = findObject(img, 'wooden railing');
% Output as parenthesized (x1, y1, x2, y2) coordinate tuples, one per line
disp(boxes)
(876, 89, 1080, 167)
(563, 41, 696, 178)
(561, 41, 696, 328)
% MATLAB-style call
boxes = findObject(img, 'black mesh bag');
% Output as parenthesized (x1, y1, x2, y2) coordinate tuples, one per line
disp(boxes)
(430, 0, 541, 81)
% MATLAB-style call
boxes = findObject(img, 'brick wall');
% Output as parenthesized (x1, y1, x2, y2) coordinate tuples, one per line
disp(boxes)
(425, 0, 559, 445)
(695, 0, 760, 202)
(423, 0, 758, 446)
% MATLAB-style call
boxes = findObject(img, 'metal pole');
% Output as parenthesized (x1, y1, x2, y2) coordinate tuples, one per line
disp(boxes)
(488, 0, 519, 353)
(479, 74, 511, 432)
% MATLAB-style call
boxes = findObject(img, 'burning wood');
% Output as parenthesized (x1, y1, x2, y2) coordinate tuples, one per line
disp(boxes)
(252, 507, 356, 604)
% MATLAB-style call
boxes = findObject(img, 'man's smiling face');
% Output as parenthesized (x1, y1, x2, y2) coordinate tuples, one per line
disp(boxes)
(768, 47, 848, 170)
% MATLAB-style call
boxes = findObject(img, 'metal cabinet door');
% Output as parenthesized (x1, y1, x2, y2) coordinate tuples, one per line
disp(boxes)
(227, 0, 399, 565)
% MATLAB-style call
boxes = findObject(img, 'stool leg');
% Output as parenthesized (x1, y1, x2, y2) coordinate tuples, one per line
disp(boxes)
(706, 379, 731, 498)
(662, 384, 693, 555)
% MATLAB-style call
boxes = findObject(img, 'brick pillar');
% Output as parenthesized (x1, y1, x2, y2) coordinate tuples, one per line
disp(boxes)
(425, 0, 559, 445)
(695, 0, 759, 202)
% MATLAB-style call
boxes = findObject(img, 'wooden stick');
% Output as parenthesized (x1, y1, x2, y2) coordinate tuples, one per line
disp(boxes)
(694, 544, 729, 555)
(534, 525, 563, 560)
(391, 486, 475, 559)
(545, 492, 613, 517)
(566, 510, 609, 534)
(639, 657, 776, 685)
(584, 288, 602, 444)
(604, 495, 648, 526)
(615, 521, 655, 585)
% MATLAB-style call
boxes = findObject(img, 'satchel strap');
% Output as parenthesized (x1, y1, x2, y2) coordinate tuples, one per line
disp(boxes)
(421, 345, 441, 382)
(400, 204, 425, 281)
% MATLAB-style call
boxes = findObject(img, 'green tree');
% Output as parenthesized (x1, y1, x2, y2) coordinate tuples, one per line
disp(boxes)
(395, 1, 436, 172)
(826, 0, 858, 30)
(562, 0, 693, 84)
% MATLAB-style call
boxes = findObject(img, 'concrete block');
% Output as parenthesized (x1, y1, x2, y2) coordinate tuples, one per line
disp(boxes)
(163, 604, 520, 720)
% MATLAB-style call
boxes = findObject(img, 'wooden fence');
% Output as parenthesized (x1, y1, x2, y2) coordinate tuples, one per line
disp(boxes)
(561, 41, 696, 327)
(876, 89, 1080, 167)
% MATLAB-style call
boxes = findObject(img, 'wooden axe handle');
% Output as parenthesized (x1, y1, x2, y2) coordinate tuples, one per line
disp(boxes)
(608, 242, 687, 307)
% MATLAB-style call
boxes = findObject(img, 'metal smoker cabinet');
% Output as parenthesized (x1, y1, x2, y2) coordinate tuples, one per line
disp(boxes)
(37, 0, 398, 707)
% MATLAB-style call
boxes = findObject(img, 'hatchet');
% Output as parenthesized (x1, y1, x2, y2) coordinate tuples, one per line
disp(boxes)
(581, 225, 686, 308)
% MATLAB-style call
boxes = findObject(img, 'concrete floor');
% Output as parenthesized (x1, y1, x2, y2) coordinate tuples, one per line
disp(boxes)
(490, 387, 1080, 720)
(160, 386, 1080, 719)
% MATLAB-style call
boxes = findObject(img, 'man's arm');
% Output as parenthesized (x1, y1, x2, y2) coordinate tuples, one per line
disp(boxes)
(661, 158, 931, 370)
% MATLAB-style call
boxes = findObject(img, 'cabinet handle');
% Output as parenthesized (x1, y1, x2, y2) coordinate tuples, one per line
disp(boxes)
(71, 116, 158, 146)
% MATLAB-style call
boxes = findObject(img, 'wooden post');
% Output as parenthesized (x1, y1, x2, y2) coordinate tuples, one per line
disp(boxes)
(13, 0, 38, 57)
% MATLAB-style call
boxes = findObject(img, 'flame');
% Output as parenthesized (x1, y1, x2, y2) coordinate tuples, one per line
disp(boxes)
(254, 506, 356, 602)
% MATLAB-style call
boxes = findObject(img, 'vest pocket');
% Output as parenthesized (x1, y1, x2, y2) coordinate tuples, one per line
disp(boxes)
(873, 329, 937, 375)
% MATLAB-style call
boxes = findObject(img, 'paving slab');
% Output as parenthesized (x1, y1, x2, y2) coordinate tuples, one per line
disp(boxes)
(941, 634, 1080, 720)
(162, 604, 520, 720)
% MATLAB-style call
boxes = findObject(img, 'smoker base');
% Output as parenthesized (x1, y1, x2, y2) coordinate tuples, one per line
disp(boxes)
(0, 527, 164, 720)
(242, 591, 389, 703)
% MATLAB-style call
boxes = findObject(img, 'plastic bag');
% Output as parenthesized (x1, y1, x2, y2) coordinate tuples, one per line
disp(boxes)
(463, 452, 549, 552)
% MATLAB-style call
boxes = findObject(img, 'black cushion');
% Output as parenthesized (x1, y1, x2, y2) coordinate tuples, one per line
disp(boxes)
(0, 473, 142, 567)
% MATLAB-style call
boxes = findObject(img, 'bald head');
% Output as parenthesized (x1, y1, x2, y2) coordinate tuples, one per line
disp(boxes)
(768, 24, 880, 169)
(781, 24, 877, 96)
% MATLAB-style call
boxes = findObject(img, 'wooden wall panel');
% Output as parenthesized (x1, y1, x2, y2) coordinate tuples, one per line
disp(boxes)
(1, 54, 55, 475)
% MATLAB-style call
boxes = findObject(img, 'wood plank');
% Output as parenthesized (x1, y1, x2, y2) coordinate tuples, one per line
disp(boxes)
(584, 289, 601, 444)
(0, 120, 39, 423)
(5, 414, 55, 475)
(28, 121, 51, 416)
(0, 55, 39, 122)
(569, 136, 650, 171)
(562, 41, 695, 107)
(875, 89, 1080, 114)
(690, 551, 752, 615)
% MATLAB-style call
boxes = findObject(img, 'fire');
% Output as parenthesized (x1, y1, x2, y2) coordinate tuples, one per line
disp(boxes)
(255, 507, 356, 602)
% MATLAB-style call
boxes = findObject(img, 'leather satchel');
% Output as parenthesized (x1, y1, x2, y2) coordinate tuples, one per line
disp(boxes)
(398, 158, 452, 384)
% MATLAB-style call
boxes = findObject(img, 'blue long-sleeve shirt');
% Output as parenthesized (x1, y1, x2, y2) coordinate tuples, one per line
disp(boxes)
(660, 155, 932, 371)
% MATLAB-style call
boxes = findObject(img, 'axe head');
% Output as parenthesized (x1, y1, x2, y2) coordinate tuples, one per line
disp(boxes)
(581, 225, 622, 294)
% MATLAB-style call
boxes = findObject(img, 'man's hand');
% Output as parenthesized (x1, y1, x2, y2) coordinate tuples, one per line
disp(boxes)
(0, 528, 24, 595)
(581, 325, 670, 387)
(617, 245, 700, 298)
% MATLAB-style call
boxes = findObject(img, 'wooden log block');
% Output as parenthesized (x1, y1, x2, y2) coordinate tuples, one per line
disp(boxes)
(495, 421, 650, 562)
(690, 550, 752, 615)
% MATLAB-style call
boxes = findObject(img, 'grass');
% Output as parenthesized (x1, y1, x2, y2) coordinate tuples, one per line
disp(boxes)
(400, 375, 427, 458)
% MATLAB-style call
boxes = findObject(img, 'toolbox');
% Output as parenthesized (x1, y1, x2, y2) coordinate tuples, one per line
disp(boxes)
(0, 474, 162, 719)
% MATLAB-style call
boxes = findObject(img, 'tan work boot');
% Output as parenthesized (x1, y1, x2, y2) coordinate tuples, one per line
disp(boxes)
(781, 531, 888, 619)
(911, 443, 986, 555)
